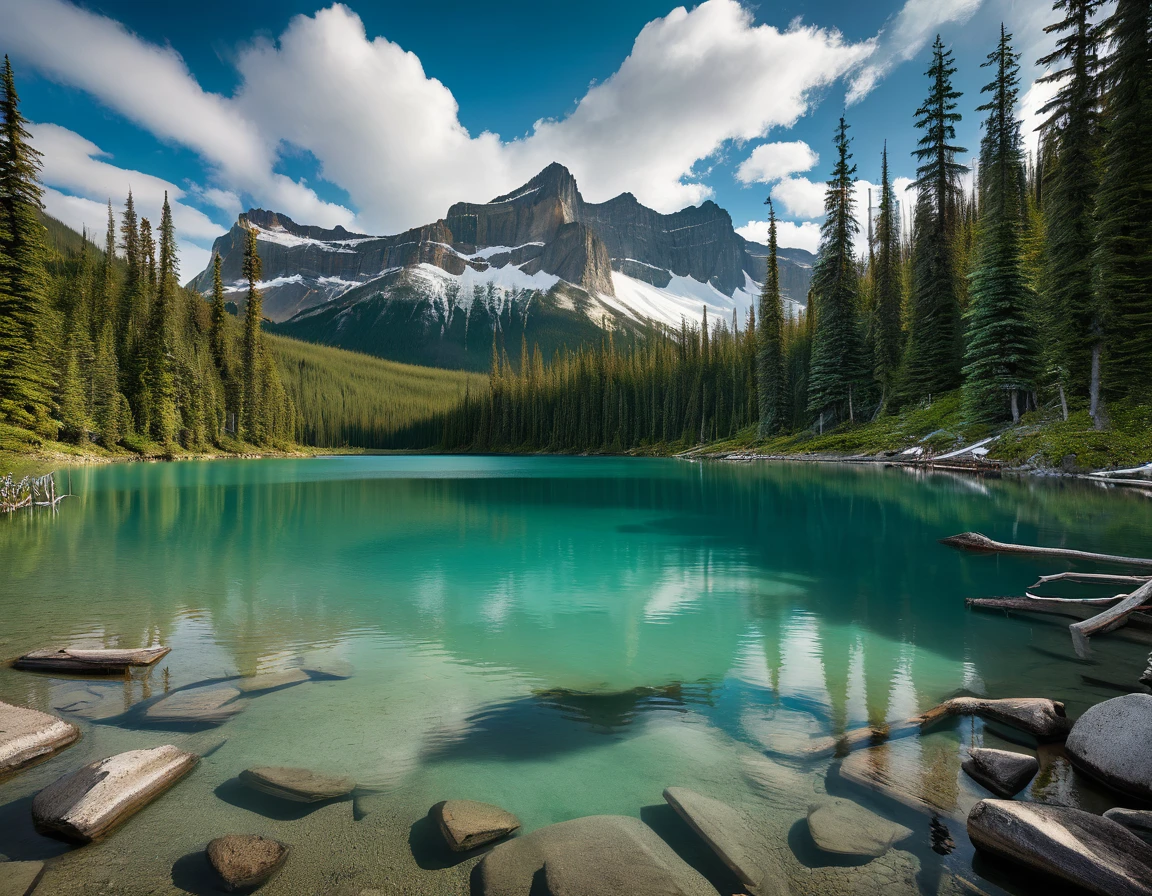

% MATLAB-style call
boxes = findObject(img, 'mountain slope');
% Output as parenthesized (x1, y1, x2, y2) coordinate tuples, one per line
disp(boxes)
(191, 163, 814, 369)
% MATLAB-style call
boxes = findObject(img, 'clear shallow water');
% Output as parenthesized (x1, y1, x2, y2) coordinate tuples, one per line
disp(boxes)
(0, 456, 1150, 895)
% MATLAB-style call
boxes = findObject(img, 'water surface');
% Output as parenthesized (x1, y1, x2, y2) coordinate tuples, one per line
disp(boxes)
(1, 457, 1149, 895)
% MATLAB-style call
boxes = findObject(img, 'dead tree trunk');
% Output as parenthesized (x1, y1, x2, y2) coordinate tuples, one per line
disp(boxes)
(940, 532, 1152, 570)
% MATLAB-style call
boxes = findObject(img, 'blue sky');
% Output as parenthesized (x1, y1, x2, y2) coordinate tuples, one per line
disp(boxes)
(2, 0, 1065, 277)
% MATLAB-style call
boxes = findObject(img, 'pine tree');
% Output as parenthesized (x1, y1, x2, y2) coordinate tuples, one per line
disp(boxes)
(145, 193, 178, 443)
(903, 36, 968, 403)
(118, 189, 139, 337)
(92, 320, 122, 445)
(871, 143, 904, 406)
(241, 226, 264, 442)
(57, 346, 89, 442)
(757, 197, 786, 436)
(808, 117, 867, 426)
(209, 253, 227, 372)
(962, 26, 1038, 425)
(1095, 0, 1152, 398)
(1037, 0, 1105, 424)
(0, 56, 54, 433)
(98, 200, 116, 327)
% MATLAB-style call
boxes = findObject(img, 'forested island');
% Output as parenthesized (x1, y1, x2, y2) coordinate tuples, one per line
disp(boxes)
(1, 0, 1149, 475)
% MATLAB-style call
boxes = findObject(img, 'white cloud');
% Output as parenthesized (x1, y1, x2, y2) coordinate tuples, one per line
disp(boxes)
(737, 218, 822, 253)
(772, 176, 827, 219)
(847, 0, 983, 105)
(736, 141, 819, 185)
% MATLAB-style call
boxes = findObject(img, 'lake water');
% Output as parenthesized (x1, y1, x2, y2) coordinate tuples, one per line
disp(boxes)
(1, 456, 1150, 895)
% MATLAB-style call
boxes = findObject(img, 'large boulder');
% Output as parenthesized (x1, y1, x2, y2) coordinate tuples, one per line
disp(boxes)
(663, 787, 788, 896)
(967, 799, 1152, 896)
(1065, 694, 1152, 801)
(0, 700, 79, 775)
(806, 798, 912, 857)
(475, 815, 718, 896)
(144, 685, 243, 726)
(32, 744, 198, 842)
(923, 697, 1071, 740)
(1105, 809, 1152, 843)
(961, 748, 1038, 798)
(433, 800, 520, 851)
(14, 645, 169, 673)
(239, 766, 355, 803)
(207, 834, 289, 892)
(0, 860, 44, 896)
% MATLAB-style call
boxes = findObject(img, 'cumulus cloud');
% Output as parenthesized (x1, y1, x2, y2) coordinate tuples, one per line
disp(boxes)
(736, 141, 819, 185)
(771, 177, 828, 220)
(736, 218, 822, 254)
(847, 0, 983, 105)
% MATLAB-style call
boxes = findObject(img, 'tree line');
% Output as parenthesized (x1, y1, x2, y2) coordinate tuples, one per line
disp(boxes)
(446, 1, 1150, 452)
(0, 56, 294, 451)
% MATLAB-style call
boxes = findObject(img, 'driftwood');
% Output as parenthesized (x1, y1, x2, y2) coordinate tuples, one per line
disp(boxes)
(14, 646, 171, 674)
(1032, 572, 1151, 588)
(0, 473, 68, 513)
(941, 532, 1152, 570)
(1024, 592, 1123, 605)
(1070, 580, 1152, 657)
(966, 597, 1152, 630)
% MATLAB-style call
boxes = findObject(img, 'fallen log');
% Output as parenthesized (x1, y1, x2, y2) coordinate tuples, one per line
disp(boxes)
(1024, 592, 1122, 605)
(1032, 572, 1151, 588)
(941, 532, 1152, 570)
(1071, 580, 1152, 657)
(966, 597, 1152, 630)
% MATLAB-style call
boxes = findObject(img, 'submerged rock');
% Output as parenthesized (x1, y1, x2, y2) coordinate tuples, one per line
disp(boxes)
(235, 669, 310, 694)
(300, 660, 353, 681)
(144, 685, 243, 726)
(1065, 694, 1152, 801)
(476, 814, 718, 896)
(961, 748, 1039, 798)
(32, 744, 198, 842)
(239, 766, 355, 803)
(967, 799, 1152, 896)
(663, 787, 787, 896)
(433, 799, 520, 851)
(207, 834, 290, 892)
(923, 697, 1072, 740)
(806, 798, 912, 857)
(1105, 808, 1152, 843)
(0, 700, 80, 775)
(14, 645, 170, 673)
(0, 860, 45, 896)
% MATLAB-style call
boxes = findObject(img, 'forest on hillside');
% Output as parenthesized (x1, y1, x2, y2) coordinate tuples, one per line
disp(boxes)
(444, 1, 1151, 456)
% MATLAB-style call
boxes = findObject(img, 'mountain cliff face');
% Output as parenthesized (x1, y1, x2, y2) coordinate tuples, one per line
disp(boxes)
(191, 163, 815, 370)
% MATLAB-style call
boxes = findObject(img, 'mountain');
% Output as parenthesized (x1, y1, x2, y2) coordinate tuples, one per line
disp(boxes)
(190, 163, 814, 370)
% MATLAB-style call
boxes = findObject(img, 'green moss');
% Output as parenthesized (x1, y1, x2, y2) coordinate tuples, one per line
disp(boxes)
(991, 402, 1152, 470)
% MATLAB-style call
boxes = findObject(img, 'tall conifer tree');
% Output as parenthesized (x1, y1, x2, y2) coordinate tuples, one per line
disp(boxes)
(962, 26, 1037, 424)
(871, 144, 904, 406)
(145, 193, 178, 443)
(0, 56, 54, 433)
(808, 118, 867, 427)
(241, 226, 264, 442)
(1094, 0, 1152, 398)
(209, 253, 228, 373)
(903, 36, 968, 403)
(1037, 0, 1105, 424)
(757, 197, 786, 436)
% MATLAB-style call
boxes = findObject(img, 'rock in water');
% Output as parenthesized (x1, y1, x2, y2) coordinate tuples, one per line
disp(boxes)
(14, 645, 169, 673)
(31, 744, 198, 842)
(806, 798, 912, 857)
(144, 685, 243, 726)
(1065, 694, 1152, 801)
(1105, 809, 1152, 843)
(926, 697, 1071, 740)
(663, 787, 788, 896)
(239, 766, 355, 803)
(0, 701, 80, 775)
(476, 815, 718, 896)
(961, 748, 1039, 798)
(0, 860, 45, 896)
(207, 834, 289, 892)
(235, 669, 310, 694)
(967, 799, 1152, 896)
(433, 800, 521, 851)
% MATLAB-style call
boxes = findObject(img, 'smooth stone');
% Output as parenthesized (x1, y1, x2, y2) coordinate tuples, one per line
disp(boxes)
(144, 685, 243, 725)
(967, 799, 1152, 896)
(0, 860, 45, 896)
(31, 744, 198, 842)
(928, 697, 1072, 740)
(14, 645, 170, 673)
(476, 815, 718, 896)
(239, 766, 355, 803)
(806, 797, 912, 857)
(1065, 694, 1152, 801)
(1105, 808, 1152, 843)
(52, 682, 125, 721)
(235, 669, 310, 694)
(207, 834, 290, 892)
(0, 700, 80, 775)
(961, 748, 1039, 798)
(434, 799, 521, 851)
(663, 787, 787, 896)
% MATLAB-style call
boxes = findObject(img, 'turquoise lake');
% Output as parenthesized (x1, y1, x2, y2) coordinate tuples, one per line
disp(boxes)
(1, 456, 1150, 895)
